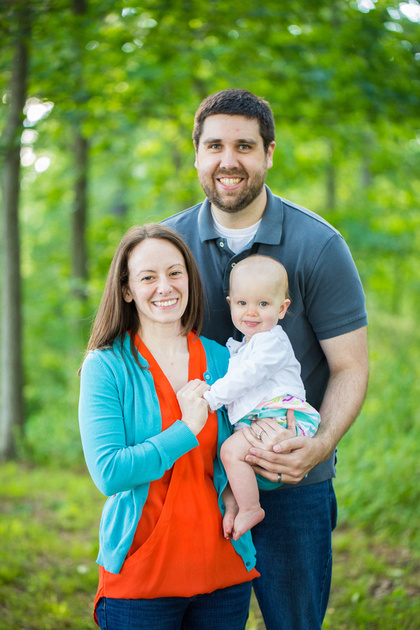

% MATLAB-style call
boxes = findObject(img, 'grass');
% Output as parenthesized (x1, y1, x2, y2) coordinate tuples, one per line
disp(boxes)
(1, 459, 419, 629)
(0, 463, 100, 630)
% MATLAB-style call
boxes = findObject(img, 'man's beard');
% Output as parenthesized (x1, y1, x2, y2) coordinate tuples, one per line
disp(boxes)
(199, 167, 267, 214)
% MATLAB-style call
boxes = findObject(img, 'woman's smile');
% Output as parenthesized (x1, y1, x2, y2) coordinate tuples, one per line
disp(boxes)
(152, 298, 179, 308)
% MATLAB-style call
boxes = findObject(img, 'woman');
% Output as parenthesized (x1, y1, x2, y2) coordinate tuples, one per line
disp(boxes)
(78, 224, 258, 629)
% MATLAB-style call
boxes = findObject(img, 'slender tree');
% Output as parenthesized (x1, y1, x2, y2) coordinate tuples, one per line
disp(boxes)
(71, 0, 89, 301)
(1, 4, 30, 458)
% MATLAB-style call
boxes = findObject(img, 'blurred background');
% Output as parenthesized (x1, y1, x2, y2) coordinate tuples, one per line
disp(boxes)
(1, 0, 419, 628)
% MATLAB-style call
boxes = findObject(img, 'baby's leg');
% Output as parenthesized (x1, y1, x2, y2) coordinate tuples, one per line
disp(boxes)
(221, 431, 265, 540)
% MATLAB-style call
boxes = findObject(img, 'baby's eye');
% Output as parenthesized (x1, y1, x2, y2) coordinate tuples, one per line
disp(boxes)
(259, 301, 268, 307)
(238, 300, 247, 306)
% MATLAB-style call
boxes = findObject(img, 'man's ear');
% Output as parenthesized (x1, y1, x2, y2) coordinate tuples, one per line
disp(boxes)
(266, 140, 276, 170)
(194, 141, 198, 169)
(122, 286, 133, 303)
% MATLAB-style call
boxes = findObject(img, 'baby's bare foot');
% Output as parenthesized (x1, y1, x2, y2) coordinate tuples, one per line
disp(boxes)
(232, 506, 265, 540)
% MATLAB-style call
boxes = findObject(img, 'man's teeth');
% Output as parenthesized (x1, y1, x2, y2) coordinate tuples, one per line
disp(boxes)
(219, 177, 242, 186)
(154, 299, 177, 307)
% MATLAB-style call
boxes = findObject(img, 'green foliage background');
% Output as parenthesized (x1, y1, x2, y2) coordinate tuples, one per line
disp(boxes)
(1, 0, 420, 627)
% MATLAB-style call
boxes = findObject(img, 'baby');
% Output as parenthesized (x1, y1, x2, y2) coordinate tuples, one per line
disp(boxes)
(204, 255, 321, 540)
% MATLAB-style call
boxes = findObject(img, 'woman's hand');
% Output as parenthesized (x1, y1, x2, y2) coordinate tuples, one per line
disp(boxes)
(177, 379, 210, 436)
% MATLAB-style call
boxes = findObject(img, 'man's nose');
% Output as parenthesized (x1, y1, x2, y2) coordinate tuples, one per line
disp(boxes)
(219, 147, 239, 170)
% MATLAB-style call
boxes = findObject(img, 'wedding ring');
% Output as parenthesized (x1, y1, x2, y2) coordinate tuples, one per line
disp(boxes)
(277, 473, 282, 483)
(257, 429, 264, 440)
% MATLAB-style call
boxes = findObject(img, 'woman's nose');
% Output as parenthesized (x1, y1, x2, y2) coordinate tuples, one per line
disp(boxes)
(156, 276, 172, 294)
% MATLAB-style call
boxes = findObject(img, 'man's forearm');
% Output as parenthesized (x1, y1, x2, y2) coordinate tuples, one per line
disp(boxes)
(316, 326, 369, 460)
(315, 364, 369, 462)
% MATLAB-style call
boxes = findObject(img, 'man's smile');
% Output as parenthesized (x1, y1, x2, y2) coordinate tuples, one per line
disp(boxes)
(218, 177, 243, 187)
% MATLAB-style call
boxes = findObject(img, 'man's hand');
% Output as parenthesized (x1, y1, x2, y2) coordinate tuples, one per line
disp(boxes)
(244, 425, 330, 484)
(244, 327, 369, 484)
(243, 411, 326, 484)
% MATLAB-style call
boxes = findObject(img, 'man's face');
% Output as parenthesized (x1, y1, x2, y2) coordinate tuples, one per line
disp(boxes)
(194, 114, 275, 214)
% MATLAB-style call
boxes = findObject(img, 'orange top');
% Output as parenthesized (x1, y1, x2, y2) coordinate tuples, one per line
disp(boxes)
(94, 333, 257, 616)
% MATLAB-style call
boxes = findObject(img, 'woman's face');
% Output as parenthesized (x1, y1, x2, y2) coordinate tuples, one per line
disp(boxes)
(123, 238, 189, 331)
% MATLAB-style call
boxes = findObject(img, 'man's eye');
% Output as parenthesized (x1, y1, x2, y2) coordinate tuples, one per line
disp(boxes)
(239, 144, 250, 150)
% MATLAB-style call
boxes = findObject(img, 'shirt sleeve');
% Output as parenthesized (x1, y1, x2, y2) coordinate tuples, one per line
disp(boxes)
(303, 233, 368, 340)
(78, 352, 198, 497)
(203, 333, 289, 410)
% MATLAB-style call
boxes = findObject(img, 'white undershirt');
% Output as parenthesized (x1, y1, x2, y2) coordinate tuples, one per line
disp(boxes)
(211, 214, 261, 254)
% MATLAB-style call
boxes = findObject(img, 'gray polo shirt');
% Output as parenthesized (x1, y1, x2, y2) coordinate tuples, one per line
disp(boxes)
(163, 187, 368, 486)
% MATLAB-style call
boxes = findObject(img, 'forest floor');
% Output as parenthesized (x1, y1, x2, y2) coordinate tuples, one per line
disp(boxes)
(0, 462, 419, 630)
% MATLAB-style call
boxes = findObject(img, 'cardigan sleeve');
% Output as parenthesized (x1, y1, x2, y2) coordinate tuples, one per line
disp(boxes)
(78, 351, 199, 497)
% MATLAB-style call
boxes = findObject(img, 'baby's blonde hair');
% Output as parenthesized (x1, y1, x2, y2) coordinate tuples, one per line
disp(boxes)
(229, 255, 289, 298)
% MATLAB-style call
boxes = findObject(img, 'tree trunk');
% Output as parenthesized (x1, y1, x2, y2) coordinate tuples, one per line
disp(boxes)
(72, 132, 88, 299)
(326, 138, 337, 211)
(71, 0, 89, 301)
(1, 9, 30, 459)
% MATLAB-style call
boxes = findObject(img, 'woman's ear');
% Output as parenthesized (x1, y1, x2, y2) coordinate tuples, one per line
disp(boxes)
(122, 286, 133, 303)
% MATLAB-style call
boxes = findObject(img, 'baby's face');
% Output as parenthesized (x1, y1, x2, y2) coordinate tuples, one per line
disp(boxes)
(228, 273, 289, 342)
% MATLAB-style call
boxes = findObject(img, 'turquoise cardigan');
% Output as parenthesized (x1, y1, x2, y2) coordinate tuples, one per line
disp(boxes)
(79, 333, 257, 575)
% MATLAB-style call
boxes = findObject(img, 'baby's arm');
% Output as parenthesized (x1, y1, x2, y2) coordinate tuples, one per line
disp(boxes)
(205, 333, 288, 411)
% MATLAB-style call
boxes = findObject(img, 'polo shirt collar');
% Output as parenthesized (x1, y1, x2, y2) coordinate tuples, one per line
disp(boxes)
(197, 186, 284, 245)
(255, 187, 284, 245)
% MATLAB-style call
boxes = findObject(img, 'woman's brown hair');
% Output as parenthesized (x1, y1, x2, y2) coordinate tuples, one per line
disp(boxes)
(82, 224, 204, 367)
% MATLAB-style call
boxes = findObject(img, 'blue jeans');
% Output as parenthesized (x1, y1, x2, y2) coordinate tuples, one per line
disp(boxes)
(95, 581, 252, 630)
(252, 480, 337, 630)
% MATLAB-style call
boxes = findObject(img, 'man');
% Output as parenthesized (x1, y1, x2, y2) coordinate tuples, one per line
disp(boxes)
(163, 88, 369, 630)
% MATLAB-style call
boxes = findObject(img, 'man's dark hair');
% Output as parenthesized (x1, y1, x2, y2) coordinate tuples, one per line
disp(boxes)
(193, 88, 275, 153)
